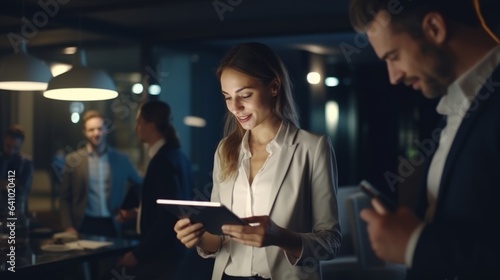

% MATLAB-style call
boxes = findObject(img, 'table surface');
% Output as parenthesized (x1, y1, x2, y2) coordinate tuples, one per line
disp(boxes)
(0, 231, 139, 276)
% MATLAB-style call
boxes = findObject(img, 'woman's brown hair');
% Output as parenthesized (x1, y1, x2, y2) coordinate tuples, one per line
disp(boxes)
(216, 42, 299, 181)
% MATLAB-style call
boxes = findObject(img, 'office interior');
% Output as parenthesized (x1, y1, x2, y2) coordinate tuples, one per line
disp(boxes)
(0, 0, 499, 278)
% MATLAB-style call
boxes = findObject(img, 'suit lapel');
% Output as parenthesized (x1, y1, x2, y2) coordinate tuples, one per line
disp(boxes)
(267, 124, 298, 214)
(78, 148, 90, 192)
(436, 67, 500, 209)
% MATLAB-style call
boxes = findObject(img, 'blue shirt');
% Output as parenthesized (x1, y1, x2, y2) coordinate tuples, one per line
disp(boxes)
(85, 150, 111, 217)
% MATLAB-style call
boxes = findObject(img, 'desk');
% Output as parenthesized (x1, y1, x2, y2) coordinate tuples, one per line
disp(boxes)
(0, 233, 138, 279)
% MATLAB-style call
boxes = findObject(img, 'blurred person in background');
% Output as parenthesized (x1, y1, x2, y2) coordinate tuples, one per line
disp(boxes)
(116, 100, 193, 280)
(59, 110, 143, 238)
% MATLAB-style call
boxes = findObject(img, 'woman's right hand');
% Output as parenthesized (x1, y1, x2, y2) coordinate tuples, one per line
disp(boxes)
(174, 218, 205, 248)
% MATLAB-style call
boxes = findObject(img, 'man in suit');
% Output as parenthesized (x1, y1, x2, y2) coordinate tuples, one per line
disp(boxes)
(59, 110, 143, 237)
(349, 0, 500, 279)
(0, 124, 33, 215)
(117, 101, 193, 279)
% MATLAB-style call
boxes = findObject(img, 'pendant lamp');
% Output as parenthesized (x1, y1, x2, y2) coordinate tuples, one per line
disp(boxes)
(0, 40, 52, 91)
(43, 49, 118, 101)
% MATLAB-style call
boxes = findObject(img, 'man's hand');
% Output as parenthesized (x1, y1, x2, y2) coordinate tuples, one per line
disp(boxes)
(360, 199, 421, 264)
(222, 215, 302, 258)
(115, 209, 138, 223)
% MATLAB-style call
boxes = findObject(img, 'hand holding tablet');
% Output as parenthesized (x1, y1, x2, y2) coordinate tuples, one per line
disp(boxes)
(157, 199, 246, 235)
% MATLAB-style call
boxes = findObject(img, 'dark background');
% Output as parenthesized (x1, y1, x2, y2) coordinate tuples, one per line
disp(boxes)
(1, 0, 499, 208)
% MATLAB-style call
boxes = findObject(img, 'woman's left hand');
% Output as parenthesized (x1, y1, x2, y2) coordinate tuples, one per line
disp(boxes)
(221, 215, 281, 247)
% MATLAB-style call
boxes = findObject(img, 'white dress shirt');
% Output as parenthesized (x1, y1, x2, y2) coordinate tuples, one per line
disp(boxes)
(136, 138, 166, 234)
(405, 44, 500, 267)
(224, 123, 285, 278)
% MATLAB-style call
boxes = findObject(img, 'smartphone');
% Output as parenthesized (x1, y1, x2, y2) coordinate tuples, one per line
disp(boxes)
(359, 180, 398, 213)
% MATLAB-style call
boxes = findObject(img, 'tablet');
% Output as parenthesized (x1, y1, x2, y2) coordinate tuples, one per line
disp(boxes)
(156, 199, 246, 235)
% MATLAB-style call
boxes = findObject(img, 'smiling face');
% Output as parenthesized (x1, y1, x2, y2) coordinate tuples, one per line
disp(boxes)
(83, 117, 106, 149)
(367, 11, 454, 99)
(220, 68, 277, 131)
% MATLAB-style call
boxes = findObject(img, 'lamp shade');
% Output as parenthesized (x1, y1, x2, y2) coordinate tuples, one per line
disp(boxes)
(43, 49, 118, 101)
(0, 43, 52, 91)
(43, 66, 118, 101)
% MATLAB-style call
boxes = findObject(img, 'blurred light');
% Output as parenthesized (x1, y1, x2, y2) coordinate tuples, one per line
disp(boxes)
(149, 84, 161, 95)
(325, 77, 339, 87)
(132, 83, 143, 94)
(63, 47, 77, 54)
(325, 101, 339, 136)
(51, 63, 72, 77)
(69, 102, 84, 114)
(71, 112, 80, 123)
(307, 72, 321, 85)
(184, 116, 206, 127)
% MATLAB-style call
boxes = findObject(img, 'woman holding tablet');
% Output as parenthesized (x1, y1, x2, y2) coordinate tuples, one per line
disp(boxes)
(174, 42, 341, 280)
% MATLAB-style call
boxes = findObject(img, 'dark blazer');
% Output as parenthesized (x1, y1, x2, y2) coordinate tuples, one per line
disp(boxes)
(132, 143, 193, 262)
(407, 65, 500, 279)
(59, 147, 143, 232)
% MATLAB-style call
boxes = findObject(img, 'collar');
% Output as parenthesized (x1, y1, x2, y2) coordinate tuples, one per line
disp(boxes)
(86, 144, 108, 157)
(437, 44, 500, 116)
(148, 138, 165, 158)
(241, 121, 285, 158)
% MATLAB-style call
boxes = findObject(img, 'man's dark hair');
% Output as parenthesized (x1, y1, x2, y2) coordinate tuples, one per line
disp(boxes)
(139, 100, 181, 148)
(6, 124, 25, 141)
(350, 0, 480, 37)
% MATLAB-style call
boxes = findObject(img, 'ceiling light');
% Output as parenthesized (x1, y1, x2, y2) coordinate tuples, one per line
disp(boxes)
(325, 77, 339, 87)
(71, 112, 80, 123)
(0, 40, 52, 91)
(307, 72, 321, 85)
(51, 63, 72, 77)
(184, 116, 206, 127)
(132, 83, 143, 94)
(325, 101, 339, 135)
(148, 84, 161, 95)
(44, 49, 118, 101)
(63, 46, 77, 54)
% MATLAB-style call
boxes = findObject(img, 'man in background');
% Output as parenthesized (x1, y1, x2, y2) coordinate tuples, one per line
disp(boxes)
(59, 110, 143, 237)
(350, 0, 500, 279)
(0, 124, 33, 215)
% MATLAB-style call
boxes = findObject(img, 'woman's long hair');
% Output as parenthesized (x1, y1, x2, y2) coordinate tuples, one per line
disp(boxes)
(139, 100, 180, 148)
(216, 42, 300, 181)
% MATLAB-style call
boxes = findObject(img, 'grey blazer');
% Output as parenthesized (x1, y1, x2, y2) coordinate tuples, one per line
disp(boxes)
(209, 123, 342, 280)
(59, 147, 143, 232)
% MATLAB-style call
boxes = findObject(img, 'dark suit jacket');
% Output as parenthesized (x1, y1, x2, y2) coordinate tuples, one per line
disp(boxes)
(59, 147, 143, 232)
(407, 65, 500, 279)
(131, 143, 193, 263)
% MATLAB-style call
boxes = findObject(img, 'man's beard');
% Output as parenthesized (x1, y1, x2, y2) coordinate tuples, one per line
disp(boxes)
(420, 42, 454, 98)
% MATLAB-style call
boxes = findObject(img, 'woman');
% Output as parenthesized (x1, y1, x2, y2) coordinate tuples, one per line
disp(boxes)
(174, 42, 341, 280)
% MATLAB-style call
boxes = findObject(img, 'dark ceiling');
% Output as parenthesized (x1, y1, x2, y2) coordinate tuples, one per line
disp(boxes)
(1, 0, 499, 71)
(0, 0, 352, 51)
